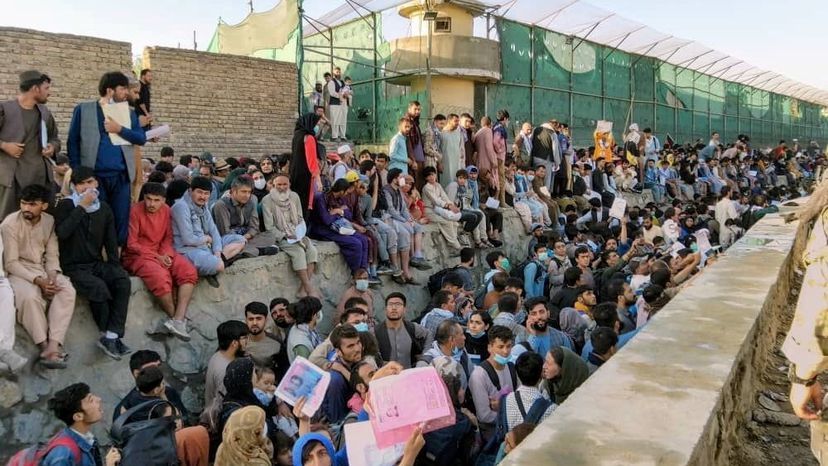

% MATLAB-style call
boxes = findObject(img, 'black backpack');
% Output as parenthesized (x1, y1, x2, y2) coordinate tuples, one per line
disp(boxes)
(426, 266, 461, 295)
(510, 259, 544, 286)
(111, 399, 180, 466)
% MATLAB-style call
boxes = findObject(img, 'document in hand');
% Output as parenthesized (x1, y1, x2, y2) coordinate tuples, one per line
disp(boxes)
(145, 124, 171, 140)
(101, 102, 132, 146)
(345, 421, 405, 466)
(275, 356, 330, 417)
(368, 366, 455, 448)
(287, 221, 307, 244)
(609, 197, 627, 219)
(40, 120, 48, 149)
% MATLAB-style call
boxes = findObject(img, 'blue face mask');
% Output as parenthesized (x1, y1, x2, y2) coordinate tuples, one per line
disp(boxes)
(253, 388, 274, 406)
(452, 346, 463, 361)
(314, 125, 321, 136)
(691, 243, 699, 253)
(354, 322, 369, 333)
(468, 330, 485, 338)
(493, 353, 510, 365)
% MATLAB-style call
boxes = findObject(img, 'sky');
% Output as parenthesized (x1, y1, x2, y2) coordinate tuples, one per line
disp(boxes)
(1, 0, 826, 92)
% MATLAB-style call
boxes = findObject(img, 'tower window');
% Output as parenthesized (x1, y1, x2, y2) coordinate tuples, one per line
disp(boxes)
(434, 17, 451, 33)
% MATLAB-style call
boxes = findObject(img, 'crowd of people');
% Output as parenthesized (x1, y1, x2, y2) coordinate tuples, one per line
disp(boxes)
(0, 64, 824, 466)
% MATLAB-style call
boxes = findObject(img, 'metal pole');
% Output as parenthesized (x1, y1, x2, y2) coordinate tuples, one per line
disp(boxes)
(426, 13, 433, 121)
(372, 12, 378, 143)
(530, 25, 535, 124)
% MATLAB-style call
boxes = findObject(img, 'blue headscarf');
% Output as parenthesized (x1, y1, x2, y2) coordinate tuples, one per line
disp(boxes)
(292, 433, 342, 466)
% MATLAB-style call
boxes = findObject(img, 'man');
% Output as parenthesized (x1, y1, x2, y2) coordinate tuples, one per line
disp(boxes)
(261, 174, 320, 298)
(137, 69, 153, 125)
(0, 226, 27, 373)
(445, 169, 488, 248)
(424, 114, 445, 170)
(420, 290, 458, 338)
(212, 174, 278, 259)
(469, 325, 516, 441)
(421, 166, 463, 253)
(661, 207, 681, 246)
(715, 187, 740, 248)
(523, 244, 549, 299)
(389, 117, 411, 174)
(405, 101, 425, 188)
(586, 327, 618, 374)
(52, 155, 72, 203)
(574, 286, 596, 317)
(270, 297, 293, 380)
(172, 176, 245, 287)
(474, 117, 499, 200)
(642, 215, 663, 246)
(384, 168, 431, 282)
(512, 122, 533, 169)
(493, 110, 509, 205)
(642, 128, 661, 163)
(54, 167, 131, 360)
(42, 383, 120, 466)
(492, 292, 526, 341)
(604, 278, 638, 334)
(375, 152, 389, 183)
(531, 120, 562, 191)
(580, 302, 638, 361)
(330, 145, 353, 182)
(419, 320, 473, 388)
(515, 297, 573, 358)
(123, 182, 196, 340)
(327, 67, 347, 141)
(573, 245, 595, 289)
(67, 71, 147, 245)
(374, 292, 431, 368)
(0, 70, 60, 219)
(310, 304, 370, 369)
(503, 351, 555, 431)
(550, 265, 582, 309)
(530, 164, 561, 224)
(629, 256, 652, 293)
(205, 320, 249, 408)
(320, 324, 363, 423)
(113, 349, 188, 422)
(439, 113, 466, 187)
(240, 301, 282, 370)
(1, 184, 76, 369)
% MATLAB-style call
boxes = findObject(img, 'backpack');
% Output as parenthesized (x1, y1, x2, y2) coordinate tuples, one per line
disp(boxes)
(484, 391, 552, 456)
(473, 274, 495, 309)
(7, 431, 81, 466)
(509, 259, 543, 286)
(110, 399, 180, 466)
(426, 266, 461, 295)
(479, 360, 517, 393)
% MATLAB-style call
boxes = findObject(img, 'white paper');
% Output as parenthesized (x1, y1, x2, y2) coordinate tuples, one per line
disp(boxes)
(485, 197, 500, 209)
(596, 120, 613, 133)
(274, 356, 331, 418)
(608, 198, 627, 219)
(101, 102, 132, 146)
(345, 421, 405, 466)
(145, 124, 170, 140)
(287, 221, 307, 244)
(695, 228, 712, 255)
(40, 120, 48, 149)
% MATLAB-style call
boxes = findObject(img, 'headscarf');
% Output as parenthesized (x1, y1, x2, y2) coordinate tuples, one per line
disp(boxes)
(290, 113, 322, 218)
(214, 406, 271, 466)
(292, 432, 340, 466)
(625, 124, 641, 145)
(222, 358, 259, 407)
(546, 346, 590, 404)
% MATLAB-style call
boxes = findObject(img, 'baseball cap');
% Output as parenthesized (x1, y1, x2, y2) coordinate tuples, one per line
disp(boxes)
(344, 170, 360, 184)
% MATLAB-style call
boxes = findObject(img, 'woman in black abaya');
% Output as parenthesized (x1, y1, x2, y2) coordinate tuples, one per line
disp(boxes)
(289, 113, 323, 219)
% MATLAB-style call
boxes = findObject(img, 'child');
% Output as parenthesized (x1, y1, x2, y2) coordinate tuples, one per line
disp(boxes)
(341, 76, 353, 107)
(120, 365, 166, 418)
(494, 423, 536, 463)
(273, 431, 295, 466)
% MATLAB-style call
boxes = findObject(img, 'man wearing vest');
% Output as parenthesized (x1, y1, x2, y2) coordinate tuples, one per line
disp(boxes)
(327, 67, 347, 142)
(374, 292, 431, 369)
(67, 71, 147, 245)
(0, 70, 60, 219)
(469, 325, 516, 442)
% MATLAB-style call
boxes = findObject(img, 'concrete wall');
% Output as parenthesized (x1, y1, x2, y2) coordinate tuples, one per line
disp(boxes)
(0, 27, 132, 137)
(500, 212, 801, 466)
(141, 47, 298, 159)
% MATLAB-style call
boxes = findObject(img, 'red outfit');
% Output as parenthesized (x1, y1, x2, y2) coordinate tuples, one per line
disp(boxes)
(122, 202, 197, 297)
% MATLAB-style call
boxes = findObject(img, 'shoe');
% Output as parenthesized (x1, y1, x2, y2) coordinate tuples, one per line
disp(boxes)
(97, 337, 122, 361)
(205, 275, 220, 288)
(392, 274, 407, 285)
(404, 276, 420, 285)
(368, 276, 382, 286)
(377, 263, 394, 275)
(164, 319, 191, 341)
(0, 349, 28, 373)
(115, 339, 132, 356)
(410, 257, 432, 270)
(489, 239, 503, 247)
(258, 246, 280, 256)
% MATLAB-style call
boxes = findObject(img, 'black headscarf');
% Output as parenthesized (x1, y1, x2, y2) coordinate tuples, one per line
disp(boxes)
(290, 113, 322, 218)
(222, 358, 259, 407)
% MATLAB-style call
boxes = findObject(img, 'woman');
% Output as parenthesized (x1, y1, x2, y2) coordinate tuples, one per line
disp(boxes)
(215, 406, 272, 466)
(542, 346, 590, 404)
(308, 179, 370, 275)
(402, 174, 429, 224)
(464, 310, 492, 366)
(558, 307, 588, 355)
(290, 113, 323, 219)
(260, 156, 276, 181)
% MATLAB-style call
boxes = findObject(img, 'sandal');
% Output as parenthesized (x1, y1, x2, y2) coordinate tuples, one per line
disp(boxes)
(39, 352, 67, 369)
(392, 274, 407, 285)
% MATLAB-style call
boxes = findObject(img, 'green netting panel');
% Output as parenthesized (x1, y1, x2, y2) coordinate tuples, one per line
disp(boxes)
(724, 116, 739, 141)
(675, 68, 694, 111)
(488, 84, 532, 127)
(603, 98, 629, 138)
(603, 51, 630, 100)
(571, 42, 602, 96)
(710, 114, 723, 136)
(375, 91, 426, 143)
(709, 78, 724, 114)
(533, 88, 569, 123)
(739, 118, 752, 138)
(747, 89, 770, 119)
(633, 57, 655, 103)
(656, 63, 677, 106)
(677, 109, 693, 142)
(725, 82, 740, 116)
(656, 105, 675, 136)
(694, 111, 709, 138)
(535, 28, 572, 89)
(498, 20, 533, 85)
(633, 103, 655, 131)
(572, 94, 601, 146)
(692, 72, 710, 113)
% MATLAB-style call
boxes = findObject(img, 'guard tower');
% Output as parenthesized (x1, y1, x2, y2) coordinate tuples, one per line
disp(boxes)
(386, 0, 501, 118)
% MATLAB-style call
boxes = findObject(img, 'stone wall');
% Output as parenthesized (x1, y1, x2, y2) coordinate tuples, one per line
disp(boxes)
(0, 27, 132, 137)
(499, 212, 801, 466)
(0, 211, 531, 460)
(141, 47, 298, 159)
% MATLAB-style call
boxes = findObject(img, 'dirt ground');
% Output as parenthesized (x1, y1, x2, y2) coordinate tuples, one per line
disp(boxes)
(729, 274, 818, 466)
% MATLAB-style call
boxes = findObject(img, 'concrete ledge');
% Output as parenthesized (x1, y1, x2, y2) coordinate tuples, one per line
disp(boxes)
(500, 213, 800, 466)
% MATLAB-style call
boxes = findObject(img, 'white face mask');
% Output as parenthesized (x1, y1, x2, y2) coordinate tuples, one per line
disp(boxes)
(355, 279, 370, 291)
(254, 179, 266, 190)
(315, 310, 323, 323)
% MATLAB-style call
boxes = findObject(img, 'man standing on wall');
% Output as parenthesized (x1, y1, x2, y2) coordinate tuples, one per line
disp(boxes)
(406, 101, 426, 189)
(67, 71, 147, 245)
(327, 67, 347, 142)
(0, 70, 60, 219)
(136, 69, 153, 129)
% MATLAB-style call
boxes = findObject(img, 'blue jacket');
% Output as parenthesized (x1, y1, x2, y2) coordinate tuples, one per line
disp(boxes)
(41, 428, 101, 466)
(523, 260, 547, 299)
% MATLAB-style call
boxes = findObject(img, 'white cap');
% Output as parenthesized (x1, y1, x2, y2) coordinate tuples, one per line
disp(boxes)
(337, 144, 352, 155)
